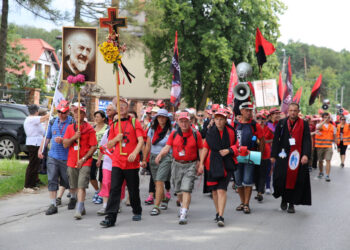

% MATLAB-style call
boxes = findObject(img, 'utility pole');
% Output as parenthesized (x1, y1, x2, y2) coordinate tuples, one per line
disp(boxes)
(341, 86, 344, 107)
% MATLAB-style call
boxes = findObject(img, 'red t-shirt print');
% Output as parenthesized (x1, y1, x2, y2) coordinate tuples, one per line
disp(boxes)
(63, 122, 98, 168)
(166, 130, 203, 161)
(108, 117, 145, 170)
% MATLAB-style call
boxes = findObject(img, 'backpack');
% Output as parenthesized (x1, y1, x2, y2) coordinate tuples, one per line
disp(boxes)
(17, 124, 26, 145)
(173, 127, 200, 159)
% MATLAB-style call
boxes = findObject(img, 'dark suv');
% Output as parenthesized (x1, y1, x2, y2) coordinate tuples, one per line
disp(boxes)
(0, 103, 29, 158)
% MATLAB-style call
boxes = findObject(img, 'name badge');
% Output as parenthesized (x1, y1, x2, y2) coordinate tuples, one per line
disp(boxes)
(289, 138, 296, 146)
(122, 142, 126, 148)
(74, 145, 79, 151)
(179, 150, 185, 157)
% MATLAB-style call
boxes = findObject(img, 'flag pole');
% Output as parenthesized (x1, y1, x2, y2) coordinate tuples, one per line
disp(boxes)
(77, 91, 81, 165)
(259, 65, 266, 107)
(116, 70, 127, 155)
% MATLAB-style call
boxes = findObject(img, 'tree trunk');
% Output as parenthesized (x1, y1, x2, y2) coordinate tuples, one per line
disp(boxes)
(74, 0, 82, 26)
(0, 0, 9, 87)
(198, 81, 212, 110)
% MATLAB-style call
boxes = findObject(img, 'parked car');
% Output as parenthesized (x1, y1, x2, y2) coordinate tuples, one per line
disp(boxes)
(0, 103, 29, 158)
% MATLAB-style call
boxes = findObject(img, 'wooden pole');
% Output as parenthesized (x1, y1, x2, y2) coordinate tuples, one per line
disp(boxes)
(77, 91, 80, 166)
(116, 69, 127, 155)
(259, 65, 266, 108)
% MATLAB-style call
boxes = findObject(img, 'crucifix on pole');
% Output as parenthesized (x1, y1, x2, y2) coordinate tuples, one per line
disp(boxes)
(99, 7, 128, 155)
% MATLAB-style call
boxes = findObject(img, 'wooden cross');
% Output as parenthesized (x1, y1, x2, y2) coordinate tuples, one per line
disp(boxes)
(100, 8, 127, 41)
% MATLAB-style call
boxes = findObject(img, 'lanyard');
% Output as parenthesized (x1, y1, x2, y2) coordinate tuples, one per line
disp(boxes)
(57, 119, 68, 136)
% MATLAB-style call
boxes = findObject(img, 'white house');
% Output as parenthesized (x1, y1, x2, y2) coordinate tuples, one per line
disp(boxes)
(14, 39, 60, 90)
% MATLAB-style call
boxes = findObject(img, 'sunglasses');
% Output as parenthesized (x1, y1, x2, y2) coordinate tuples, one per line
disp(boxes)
(341, 119, 346, 121)
(198, 114, 204, 117)
(58, 111, 68, 114)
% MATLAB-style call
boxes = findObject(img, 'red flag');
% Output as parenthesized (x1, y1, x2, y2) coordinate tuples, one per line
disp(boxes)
(255, 27, 276, 67)
(293, 87, 303, 104)
(227, 62, 238, 106)
(281, 57, 293, 114)
(309, 74, 322, 105)
(278, 71, 284, 104)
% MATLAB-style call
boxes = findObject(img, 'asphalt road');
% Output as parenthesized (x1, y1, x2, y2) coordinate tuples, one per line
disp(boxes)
(0, 153, 350, 250)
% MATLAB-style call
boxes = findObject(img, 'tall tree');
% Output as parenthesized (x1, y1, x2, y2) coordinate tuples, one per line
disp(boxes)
(0, 0, 9, 87)
(143, 0, 285, 109)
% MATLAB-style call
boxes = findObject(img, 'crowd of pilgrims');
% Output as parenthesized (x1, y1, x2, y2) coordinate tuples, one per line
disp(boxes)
(23, 97, 347, 228)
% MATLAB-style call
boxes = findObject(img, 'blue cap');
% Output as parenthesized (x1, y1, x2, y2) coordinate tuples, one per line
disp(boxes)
(155, 109, 169, 118)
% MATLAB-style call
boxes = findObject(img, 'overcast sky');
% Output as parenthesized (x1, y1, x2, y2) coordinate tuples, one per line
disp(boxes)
(6, 0, 350, 52)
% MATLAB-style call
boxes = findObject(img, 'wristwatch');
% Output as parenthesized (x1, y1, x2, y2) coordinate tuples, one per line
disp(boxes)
(82, 157, 86, 162)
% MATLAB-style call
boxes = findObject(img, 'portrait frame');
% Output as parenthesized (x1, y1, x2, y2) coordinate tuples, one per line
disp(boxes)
(62, 26, 98, 84)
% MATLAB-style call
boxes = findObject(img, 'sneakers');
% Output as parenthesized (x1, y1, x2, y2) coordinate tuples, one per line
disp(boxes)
(23, 187, 36, 194)
(74, 211, 82, 220)
(325, 175, 331, 182)
(144, 195, 154, 205)
(68, 198, 77, 210)
(214, 213, 219, 222)
(67, 192, 71, 198)
(97, 207, 106, 216)
(179, 212, 188, 225)
(92, 191, 99, 203)
(317, 172, 324, 179)
(74, 208, 86, 220)
(265, 188, 271, 195)
(165, 192, 171, 201)
(132, 214, 142, 221)
(287, 204, 295, 213)
(56, 197, 62, 206)
(45, 204, 58, 215)
(100, 217, 115, 228)
(217, 216, 225, 227)
(94, 196, 103, 204)
(255, 194, 263, 202)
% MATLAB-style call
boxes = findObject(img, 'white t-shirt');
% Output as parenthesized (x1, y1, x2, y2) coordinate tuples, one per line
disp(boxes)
(100, 129, 112, 171)
(24, 116, 45, 146)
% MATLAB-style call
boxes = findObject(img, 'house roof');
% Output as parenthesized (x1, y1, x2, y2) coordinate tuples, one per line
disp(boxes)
(8, 38, 60, 75)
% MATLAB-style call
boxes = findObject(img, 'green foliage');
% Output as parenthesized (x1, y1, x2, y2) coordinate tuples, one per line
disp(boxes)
(0, 158, 48, 197)
(5, 25, 33, 85)
(143, 0, 285, 109)
(277, 41, 350, 114)
(12, 24, 62, 51)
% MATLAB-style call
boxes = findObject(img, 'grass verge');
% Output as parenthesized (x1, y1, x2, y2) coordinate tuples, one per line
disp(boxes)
(0, 159, 47, 198)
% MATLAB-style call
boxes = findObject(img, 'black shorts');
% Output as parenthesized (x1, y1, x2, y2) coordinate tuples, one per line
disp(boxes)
(208, 173, 231, 191)
(339, 141, 348, 155)
(90, 158, 103, 182)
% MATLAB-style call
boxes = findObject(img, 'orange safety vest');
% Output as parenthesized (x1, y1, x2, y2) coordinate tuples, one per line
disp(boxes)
(315, 123, 335, 148)
(336, 124, 350, 145)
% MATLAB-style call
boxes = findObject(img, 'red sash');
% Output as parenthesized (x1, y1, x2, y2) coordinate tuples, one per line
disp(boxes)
(286, 118, 304, 189)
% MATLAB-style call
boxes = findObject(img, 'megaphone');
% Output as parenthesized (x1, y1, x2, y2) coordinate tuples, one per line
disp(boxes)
(233, 83, 250, 101)
(322, 99, 330, 110)
(237, 151, 262, 165)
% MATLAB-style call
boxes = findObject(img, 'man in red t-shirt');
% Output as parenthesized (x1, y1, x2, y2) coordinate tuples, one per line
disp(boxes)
(100, 97, 144, 228)
(156, 112, 203, 225)
(63, 104, 97, 220)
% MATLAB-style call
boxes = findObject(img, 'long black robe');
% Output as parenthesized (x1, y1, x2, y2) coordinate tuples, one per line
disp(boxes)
(271, 117, 312, 205)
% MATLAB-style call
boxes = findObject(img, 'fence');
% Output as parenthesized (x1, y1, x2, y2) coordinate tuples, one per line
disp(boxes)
(0, 88, 30, 104)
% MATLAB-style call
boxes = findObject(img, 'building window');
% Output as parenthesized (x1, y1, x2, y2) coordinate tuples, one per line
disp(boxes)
(45, 65, 50, 79)
(35, 63, 42, 72)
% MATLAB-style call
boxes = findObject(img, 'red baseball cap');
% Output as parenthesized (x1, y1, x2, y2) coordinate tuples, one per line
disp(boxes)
(148, 100, 155, 106)
(214, 108, 227, 118)
(212, 104, 220, 111)
(56, 100, 69, 113)
(178, 112, 190, 121)
(145, 106, 152, 113)
(157, 100, 165, 108)
(269, 107, 280, 114)
(71, 102, 86, 113)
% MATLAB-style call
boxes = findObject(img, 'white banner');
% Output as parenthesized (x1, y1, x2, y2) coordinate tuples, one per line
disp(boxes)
(252, 79, 279, 107)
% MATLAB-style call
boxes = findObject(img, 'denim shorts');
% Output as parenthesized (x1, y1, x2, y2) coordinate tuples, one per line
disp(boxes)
(234, 163, 255, 187)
